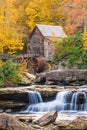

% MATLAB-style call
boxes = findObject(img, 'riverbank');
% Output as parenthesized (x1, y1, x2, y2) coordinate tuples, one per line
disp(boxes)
(0, 69, 87, 129)
(0, 111, 87, 130)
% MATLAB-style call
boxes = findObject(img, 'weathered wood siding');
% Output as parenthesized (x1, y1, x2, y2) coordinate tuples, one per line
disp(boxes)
(29, 27, 44, 57)
(44, 39, 53, 60)
(28, 26, 53, 60)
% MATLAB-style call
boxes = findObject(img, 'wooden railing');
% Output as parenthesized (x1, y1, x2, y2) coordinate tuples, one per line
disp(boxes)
(0, 53, 12, 60)
(13, 53, 41, 59)
(0, 53, 42, 62)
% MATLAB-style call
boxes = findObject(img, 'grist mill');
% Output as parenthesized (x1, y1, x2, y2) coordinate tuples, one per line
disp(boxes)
(0, 24, 67, 73)
(27, 24, 67, 73)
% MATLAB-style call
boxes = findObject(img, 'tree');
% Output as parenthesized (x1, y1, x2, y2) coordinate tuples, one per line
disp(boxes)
(64, 0, 87, 34)
(26, 0, 66, 31)
(53, 33, 82, 67)
(0, 0, 24, 54)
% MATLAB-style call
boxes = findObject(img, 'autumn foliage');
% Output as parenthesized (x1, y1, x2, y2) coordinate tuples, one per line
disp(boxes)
(0, 0, 24, 54)
(0, 0, 87, 55)
(82, 32, 87, 50)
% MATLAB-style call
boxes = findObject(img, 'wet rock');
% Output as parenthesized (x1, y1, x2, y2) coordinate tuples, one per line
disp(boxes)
(34, 110, 58, 126)
(46, 69, 87, 85)
(0, 88, 28, 112)
(0, 101, 27, 112)
(0, 113, 35, 130)
(0, 90, 28, 103)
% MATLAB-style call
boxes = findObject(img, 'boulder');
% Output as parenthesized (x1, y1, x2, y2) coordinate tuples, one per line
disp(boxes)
(0, 113, 35, 130)
(57, 116, 87, 130)
(66, 116, 87, 130)
(46, 69, 87, 85)
(34, 110, 58, 126)
(19, 72, 36, 85)
(25, 72, 36, 80)
(35, 72, 46, 84)
(19, 75, 33, 85)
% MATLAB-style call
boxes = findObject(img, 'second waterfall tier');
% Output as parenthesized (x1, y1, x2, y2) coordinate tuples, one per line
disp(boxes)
(24, 90, 87, 113)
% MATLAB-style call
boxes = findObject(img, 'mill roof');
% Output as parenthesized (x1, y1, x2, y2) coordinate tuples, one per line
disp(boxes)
(36, 24, 67, 38)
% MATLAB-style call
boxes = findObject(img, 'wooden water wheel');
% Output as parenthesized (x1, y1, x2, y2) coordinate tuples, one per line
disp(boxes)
(28, 57, 44, 73)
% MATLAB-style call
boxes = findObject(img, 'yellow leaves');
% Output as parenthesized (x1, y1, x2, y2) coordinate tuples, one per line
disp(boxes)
(0, 0, 24, 54)
(0, 45, 3, 53)
(18, 61, 28, 73)
(26, 0, 66, 31)
(50, 32, 59, 46)
(82, 32, 87, 50)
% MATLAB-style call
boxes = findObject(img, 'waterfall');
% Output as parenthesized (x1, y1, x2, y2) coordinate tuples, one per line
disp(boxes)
(83, 92, 87, 111)
(70, 92, 87, 111)
(24, 90, 87, 113)
(55, 91, 72, 111)
(28, 91, 43, 104)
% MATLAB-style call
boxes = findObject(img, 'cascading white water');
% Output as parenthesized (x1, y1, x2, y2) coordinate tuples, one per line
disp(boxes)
(70, 92, 87, 111)
(28, 91, 43, 104)
(55, 91, 72, 111)
(25, 90, 87, 113)
(70, 92, 78, 110)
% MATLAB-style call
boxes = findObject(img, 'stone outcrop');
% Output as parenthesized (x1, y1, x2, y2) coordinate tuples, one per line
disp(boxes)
(40, 115, 87, 130)
(57, 116, 87, 130)
(33, 110, 57, 126)
(0, 85, 78, 112)
(0, 113, 35, 130)
(0, 112, 87, 130)
(0, 88, 28, 112)
(46, 69, 87, 85)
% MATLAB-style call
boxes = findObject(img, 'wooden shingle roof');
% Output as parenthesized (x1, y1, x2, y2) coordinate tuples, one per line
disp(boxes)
(36, 24, 67, 38)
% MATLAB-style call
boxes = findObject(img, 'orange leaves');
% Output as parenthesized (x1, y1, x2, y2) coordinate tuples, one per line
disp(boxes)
(65, 0, 85, 34)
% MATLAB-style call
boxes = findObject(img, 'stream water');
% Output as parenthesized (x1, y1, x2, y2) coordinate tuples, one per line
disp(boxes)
(24, 88, 87, 114)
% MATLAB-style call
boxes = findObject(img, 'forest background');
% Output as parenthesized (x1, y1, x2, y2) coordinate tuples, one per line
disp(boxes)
(0, 0, 87, 87)
(0, 0, 87, 54)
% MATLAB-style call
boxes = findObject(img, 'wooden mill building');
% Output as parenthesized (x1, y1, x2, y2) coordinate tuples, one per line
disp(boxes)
(27, 24, 67, 72)
(27, 24, 67, 61)
(0, 24, 67, 73)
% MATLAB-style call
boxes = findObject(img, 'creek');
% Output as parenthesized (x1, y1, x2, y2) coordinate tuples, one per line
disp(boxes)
(23, 85, 87, 115)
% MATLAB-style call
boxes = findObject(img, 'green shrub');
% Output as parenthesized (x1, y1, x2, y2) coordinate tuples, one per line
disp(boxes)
(0, 60, 21, 87)
(53, 32, 87, 69)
